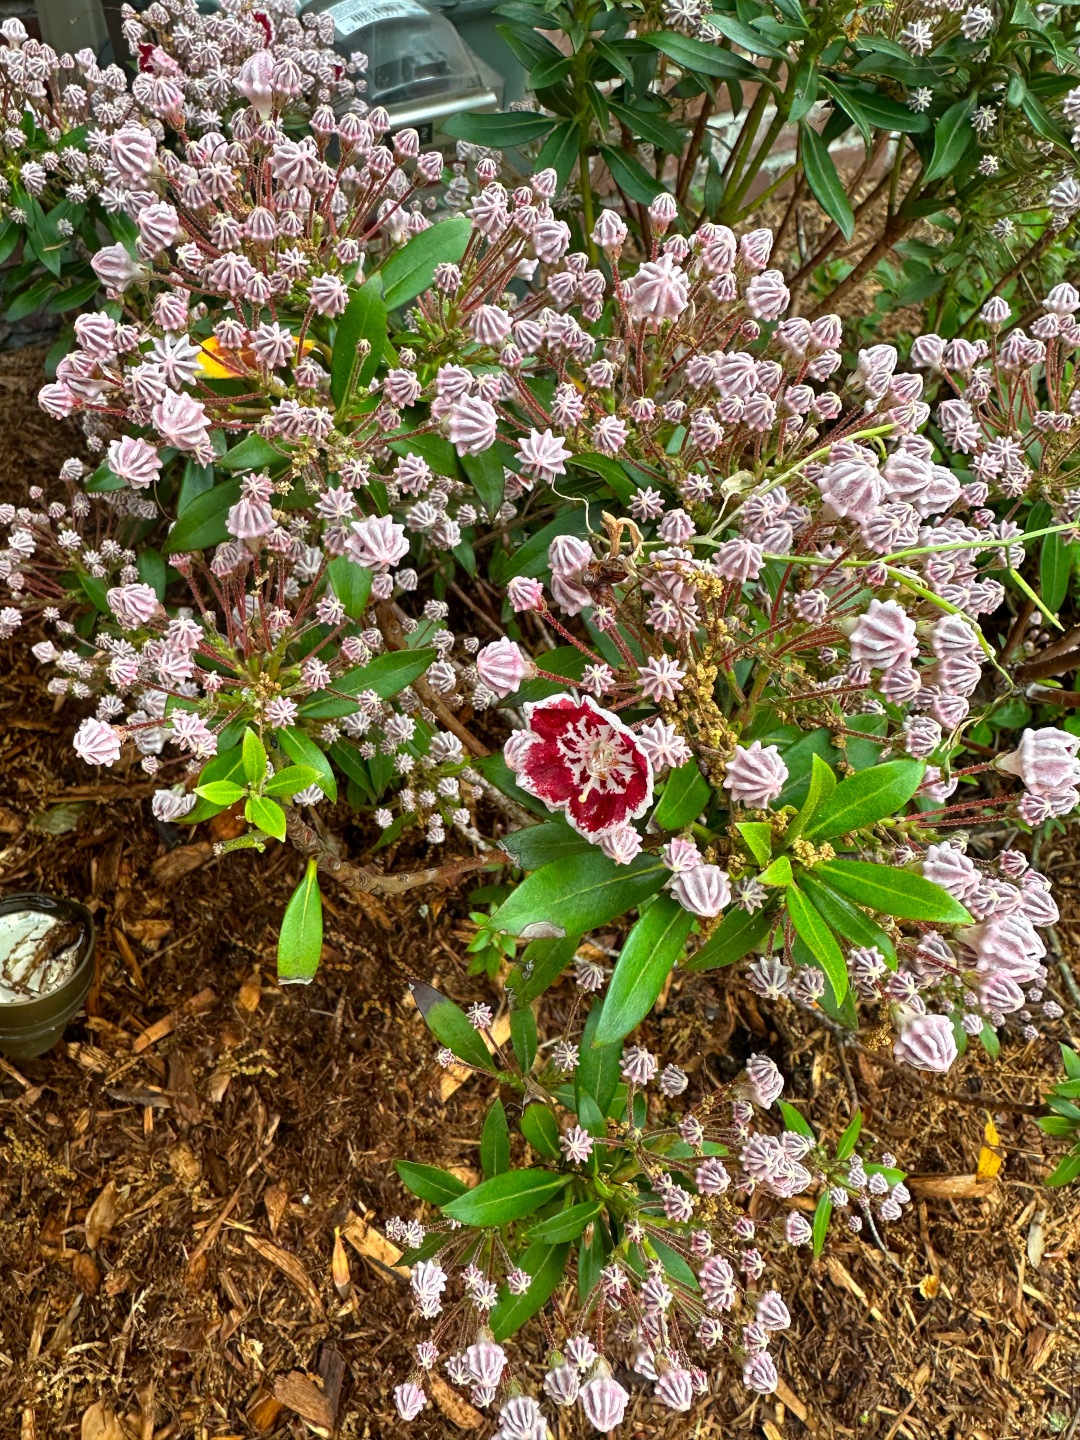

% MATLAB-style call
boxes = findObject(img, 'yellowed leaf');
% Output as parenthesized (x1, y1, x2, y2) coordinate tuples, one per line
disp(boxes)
(85, 1182, 119, 1250)
(977, 1115, 1003, 1181)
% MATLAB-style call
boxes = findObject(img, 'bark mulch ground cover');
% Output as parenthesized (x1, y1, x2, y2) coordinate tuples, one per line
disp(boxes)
(1, 345, 1079, 1440)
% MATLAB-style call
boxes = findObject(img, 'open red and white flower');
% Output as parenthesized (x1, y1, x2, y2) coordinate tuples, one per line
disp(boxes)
(505, 695, 653, 839)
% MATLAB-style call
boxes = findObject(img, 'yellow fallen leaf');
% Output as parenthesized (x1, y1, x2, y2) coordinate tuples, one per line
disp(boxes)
(977, 1115, 1003, 1181)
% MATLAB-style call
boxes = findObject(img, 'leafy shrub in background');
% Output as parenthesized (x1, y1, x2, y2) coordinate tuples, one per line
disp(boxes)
(1, 0, 1080, 1428)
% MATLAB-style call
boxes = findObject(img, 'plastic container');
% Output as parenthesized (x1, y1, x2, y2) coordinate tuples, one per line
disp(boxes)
(0, 893, 95, 1061)
(302, 0, 504, 144)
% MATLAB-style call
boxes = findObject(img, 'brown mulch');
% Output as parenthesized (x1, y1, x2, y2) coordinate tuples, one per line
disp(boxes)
(1, 349, 1080, 1440)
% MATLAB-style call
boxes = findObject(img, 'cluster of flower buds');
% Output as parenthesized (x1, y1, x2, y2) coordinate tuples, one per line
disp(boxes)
(387, 1021, 909, 1430)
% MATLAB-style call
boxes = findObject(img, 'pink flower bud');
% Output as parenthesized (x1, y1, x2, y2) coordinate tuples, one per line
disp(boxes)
(893, 1012, 957, 1073)
(997, 727, 1080, 795)
(344, 515, 410, 571)
(670, 863, 731, 918)
(723, 741, 788, 808)
(447, 395, 498, 457)
(849, 599, 919, 671)
(73, 717, 122, 768)
(746, 269, 789, 320)
(580, 1367, 630, 1432)
(106, 582, 160, 629)
(655, 1367, 693, 1411)
(476, 638, 533, 698)
(713, 536, 764, 583)
(393, 1382, 427, 1422)
(507, 576, 545, 611)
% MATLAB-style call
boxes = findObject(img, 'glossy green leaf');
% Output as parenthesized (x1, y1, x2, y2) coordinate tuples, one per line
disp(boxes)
(410, 980, 498, 1073)
(655, 759, 712, 829)
(277, 858, 323, 983)
(488, 850, 667, 939)
(499, 821, 593, 870)
(758, 854, 793, 886)
(263, 765, 321, 797)
(778, 1100, 815, 1139)
(798, 872, 897, 967)
(481, 1098, 511, 1179)
(923, 93, 977, 182)
(812, 1191, 833, 1256)
(595, 895, 694, 1045)
(490, 1240, 571, 1340)
(331, 276, 385, 406)
(787, 884, 848, 1003)
(380, 215, 471, 309)
(641, 29, 763, 80)
(196, 780, 245, 805)
(242, 728, 268, 786)
(299, 648, 437, 718)
(682, 901, 776, 971)
(529, 52, 572, 87)
(511, 1004, 538, 1074)
(1041, 531, 1074, 616)
(800, 122, 854, 241)
(443, 1169, 570, 1227)
(835, 1110, 862, 1161)
(529, 1201, 602, 1243)
(396, 1160, 468, 1205)
(245, 795, 286, 841)
(520, 1103, 562, 1158)
(162, 479, 241, 555)
(180, 745, 244, 824)
(737, 822, 773, 866)
(784, 753, 836, 848)
(460, 446, 507, 520)
(707, 13, 789, 58)
(1045, 1152, 1080, 1186)
(326, 556, 373, 619)
(803, 760, 925, 841)
(822, 76, 931, 134)
(215, 433, 287, 473)
(443, 111, 555, 148)
(508, 934, 581, 1006)
(277, 727, 337, 802)
(815, 859, 972, 923)
(597, 143, 665, 203)
(577, 998, 623, 1116)
(1062, 1043, 1080, 1081)
(608, 99, 688, 155)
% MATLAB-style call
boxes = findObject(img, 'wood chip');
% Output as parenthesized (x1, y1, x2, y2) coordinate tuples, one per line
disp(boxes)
(826, 1258, 885, 1322)
(907, 1174, 999, 1200)
(150, 841, 214, 885)
(80, 1402, 125, 1440)
(245, 1234, 324, 1316)
(84, 1181, 119, 1250)
(272, 1373, 335, 1434)
(72, 1252, 100, 1298)
(133, 987, 216, 1053)
(437, 1011, 512, 1101)
(238, 971, 263, 1012)
(341, 1211, 409, 1278)
(263, 1183, 288, 1236)
(429, 1373, 484, 1429)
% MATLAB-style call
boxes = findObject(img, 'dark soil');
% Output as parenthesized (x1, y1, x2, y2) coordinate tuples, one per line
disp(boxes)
(1, 347, 1079, 1440)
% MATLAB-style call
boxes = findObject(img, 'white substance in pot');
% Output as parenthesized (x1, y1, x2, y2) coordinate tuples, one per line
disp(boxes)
(0, 910, 84, 1003)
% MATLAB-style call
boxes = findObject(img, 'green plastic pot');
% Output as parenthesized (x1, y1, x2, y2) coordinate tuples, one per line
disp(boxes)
(0, 893, 96, 1061)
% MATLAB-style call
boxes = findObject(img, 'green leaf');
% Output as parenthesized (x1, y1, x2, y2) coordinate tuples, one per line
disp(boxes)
(835, 1110, 862, 1161)
(798, 873, 897, 967)
(607, 99, 688, 155)
(787, 884, 848, 1003)
(460, 446, 507, 520)
(1021, 91, 1071, 152)
(737, 822, 773, 866)
(790, 58, 818, 121)
(195, 780, 246, 805)
(815, 859, 972, 923)
(481, 1098, 511, 1179)
(822, 76, 931, 134)
(529, 52, 572, 87)
(520, 1103, 561, 1158)
(654, 759, 712, 829)
(500, 821, 593, 871)
(682, 902, 776, 971)
(443, 1169, 570, 1227)
(1045, 1152, 1080, 1187)
(242, 728, 268, 786)
(277, 858, 323, 983)
(529, 1201, 603, 1243)
(812, 1191, 833, 1256)
(215, 433, 288, 473)
(1041, 531, 1074, 616)
(641, 29, 763, 79)
(277, 727, 337, 802)
(577, 998, 623, 1116)
(597, 143, 664, 203)
(180, 745, 244, 824)
(488, 850, 667, 939)
(162, 480, 241, 555)
(442, 111, 556, 148)
(326, 556, 373, 620)
(263, 765, 322, 797)
(137, 547, 167, 599)
(503, 506, 591, 580)
(923, 93, 977, 182)
(508, 934, 582, 1006)
(396, 1160, 468, 1205)
(533, 118, 581, 193)
(784, 753, 836, 847)
(298, 649, 437, 718)
(490, 1240, 571, 1340)
(803, 760, 925, 841)
(800, 123, 854, 242)
(648, 1234, 699, 1290)
(410, 980, 498, 1073)
(511, 1005, 538, 1074)
(1062, 1043, 1080, 1081)
(595, 895, 694, 1045)
(380, 215, 472, 310)
(778, 1100, 815, 1139)
(388, 431, 463, 481)
(331, 276, 386, 407)
(707, 13, 789, 58)
(245, 795, 286, 841)
(758, 855, 793, 886)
